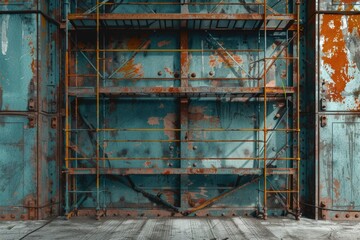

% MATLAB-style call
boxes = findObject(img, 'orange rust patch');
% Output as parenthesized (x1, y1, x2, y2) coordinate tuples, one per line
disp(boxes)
(339, 0, 358, 3)
(333, 179, 340, 199)
(164, 67, 173, 76)
(189, 106, 220, 126)
(209, 55, 217, 68)
(147, 117, 160, 126)
(208, 49, 243, 68)
(157, 40, 171, 47)
(117, 58, 144, 78)
(321, 15, 355, 102)
(127, 35, 147, 49)
(163, 113, 177, 140)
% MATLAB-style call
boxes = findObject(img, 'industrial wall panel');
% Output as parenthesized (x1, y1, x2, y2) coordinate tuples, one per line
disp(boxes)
(0, 114, 59, 220)
(0, 1, 60, 19)
(0, 1, 60, 220)
(0, 115, 37, 220)
(318, 114, 360, 220)
(319, 14, 360, 112)
(0, 14, 37, 111)
(318, 0, 360, 11)
(38, 114, 60, 219)
(38, 15, 59, 113)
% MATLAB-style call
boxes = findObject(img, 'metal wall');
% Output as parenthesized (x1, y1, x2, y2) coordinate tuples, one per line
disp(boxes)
(1, 0, 359, 221)
(64, 0, 301, 220)
(308, 0, 360, 220)
(0, 1, 60, 220)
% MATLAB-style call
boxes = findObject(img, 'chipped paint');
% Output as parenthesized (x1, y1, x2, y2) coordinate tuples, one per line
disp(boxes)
(320, 14, 360, 110)
(321, 15, 354, 102)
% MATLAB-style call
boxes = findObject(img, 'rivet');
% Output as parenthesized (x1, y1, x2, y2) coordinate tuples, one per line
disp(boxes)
(209, 71, 214, 76)
(355, 214, 359, 218)
(335, 214, 339, 218)
(158, 71, 163, 76)
(193, 163, 197, 167)
(190, 72, 196, 78)
(346, 214, 350, 218)
(193, 146, 197, 150)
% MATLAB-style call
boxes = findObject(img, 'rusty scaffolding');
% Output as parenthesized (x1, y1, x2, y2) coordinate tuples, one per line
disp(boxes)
(64, 0, 301, 220)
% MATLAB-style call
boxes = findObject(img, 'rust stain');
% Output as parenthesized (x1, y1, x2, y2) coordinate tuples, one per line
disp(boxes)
(338, 0, 358, 4)
(321, 15, 355, 102)
(28, 40, 35, 56)
(144, 161, 151, 167)
(147, 117, 160, 126)
(157, 40, 171, 47)
(162, 170, 171, 175)
(163, 113, 177, 140)
(127, 36, 146, 49)
(189, 106, 220, 125)
(208, 49, 243, 68)
(117, 58, 144, 78)
(333, 179, 340, 199)
(209, 55, 217, 68)
(164, 67, 174, 76)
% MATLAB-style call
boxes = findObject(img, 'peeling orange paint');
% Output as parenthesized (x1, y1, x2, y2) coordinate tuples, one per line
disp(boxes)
(321, 15, 355, 102)
(117, 58, 144, 78)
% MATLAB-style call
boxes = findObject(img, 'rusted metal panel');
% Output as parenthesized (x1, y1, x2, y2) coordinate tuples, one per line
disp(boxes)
(318, 114, 360, 220)
(38, 14, 59, 113)
(319, 14, 360, 111)
(0, 1, 60, 19)
(63, 0, 301, 220)
(0, 14, 37, 111)
(315, 0, 360, 221)
(0, 115, 37, 220)
(37, 114, 60, 219)
(318, 0, 360, 11)
(0, 2, 60, 220)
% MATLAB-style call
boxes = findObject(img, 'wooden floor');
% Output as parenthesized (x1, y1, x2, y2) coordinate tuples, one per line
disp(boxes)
(1, 217, 360, 240)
